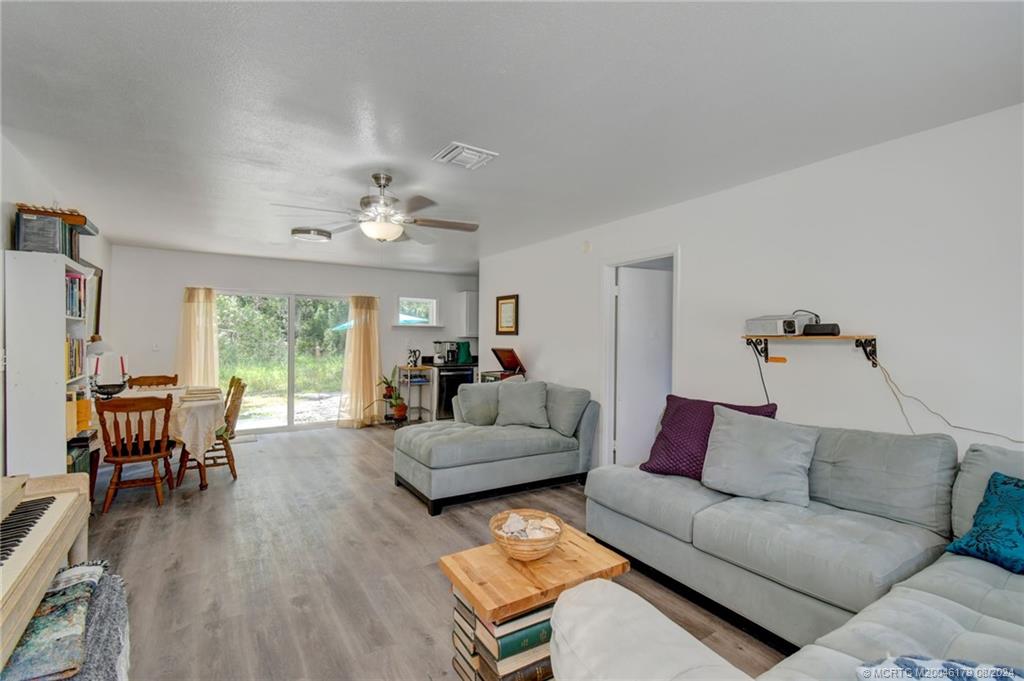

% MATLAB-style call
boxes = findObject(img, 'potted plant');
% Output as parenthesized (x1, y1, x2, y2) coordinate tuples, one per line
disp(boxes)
(369, 366, 408, 420)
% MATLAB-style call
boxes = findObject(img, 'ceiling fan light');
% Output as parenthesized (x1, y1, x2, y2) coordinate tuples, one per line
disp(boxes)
(359, 220, 404, 242)
(291, 227, 332, 242)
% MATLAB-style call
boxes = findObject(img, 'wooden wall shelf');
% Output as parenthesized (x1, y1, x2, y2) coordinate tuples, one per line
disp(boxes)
(743, 334, 878, 367)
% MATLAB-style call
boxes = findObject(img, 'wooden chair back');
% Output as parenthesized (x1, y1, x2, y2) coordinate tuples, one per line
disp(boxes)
(127, 374, 179, 389)
(96, 395, 174, 462)
(225, 376, 242, 408)
(223, 381, 246, 440)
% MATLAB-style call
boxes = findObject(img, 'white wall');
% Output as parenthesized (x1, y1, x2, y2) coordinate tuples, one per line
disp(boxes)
(1, 133, 112, 472)
(479, 105, 1024, 464)
(105, 245, 478, 384)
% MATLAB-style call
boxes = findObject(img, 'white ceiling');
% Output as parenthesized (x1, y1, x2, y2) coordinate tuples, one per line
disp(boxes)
(3, 2, 1021, 275)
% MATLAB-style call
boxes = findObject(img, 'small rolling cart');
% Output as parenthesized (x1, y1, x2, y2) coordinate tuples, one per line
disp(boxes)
(398, 365, 433, 422)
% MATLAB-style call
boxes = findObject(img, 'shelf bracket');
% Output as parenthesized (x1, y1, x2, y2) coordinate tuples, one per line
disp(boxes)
(855, 338, 878, 368)
(746, 337, 769, 364)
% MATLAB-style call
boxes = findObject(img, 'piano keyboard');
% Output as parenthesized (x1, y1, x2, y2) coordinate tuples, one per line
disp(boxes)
(0, 496, 55, 566)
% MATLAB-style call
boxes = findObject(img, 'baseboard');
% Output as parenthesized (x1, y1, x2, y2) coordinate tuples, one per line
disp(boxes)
(394, 472, 587, 516)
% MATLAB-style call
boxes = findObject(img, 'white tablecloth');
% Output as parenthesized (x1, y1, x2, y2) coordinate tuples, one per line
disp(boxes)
(104, 387, 225, 456)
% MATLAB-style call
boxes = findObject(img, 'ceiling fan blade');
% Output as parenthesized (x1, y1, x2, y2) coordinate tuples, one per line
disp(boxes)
(402, 195, 438, 215)
(270, 202, 359, 216)
(330, 222, 359, 234)
(410, 217, 479, 232)
(402, 223, 438, 245)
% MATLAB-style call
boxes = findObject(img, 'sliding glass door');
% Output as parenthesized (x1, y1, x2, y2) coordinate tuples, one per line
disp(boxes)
(216, 292, 349, 431)
(294, 297, 349, 425)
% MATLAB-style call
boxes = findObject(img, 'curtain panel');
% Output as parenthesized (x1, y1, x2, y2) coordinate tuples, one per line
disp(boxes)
(338, 295, 384, 428)
(175, 287, 219, 387)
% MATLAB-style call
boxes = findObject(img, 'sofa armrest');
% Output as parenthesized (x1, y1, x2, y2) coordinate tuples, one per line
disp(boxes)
(452, 395, 465, 423)
(575, 401, 600, 471)
(552, 579, 751, 681)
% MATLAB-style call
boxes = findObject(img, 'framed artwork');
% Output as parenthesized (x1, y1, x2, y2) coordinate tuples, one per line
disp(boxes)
(496, 294, 519, 335)
(79, 259, 103, 337)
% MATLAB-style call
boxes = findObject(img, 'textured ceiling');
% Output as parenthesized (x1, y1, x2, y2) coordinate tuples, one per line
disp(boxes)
(2, 2, 1021, 274)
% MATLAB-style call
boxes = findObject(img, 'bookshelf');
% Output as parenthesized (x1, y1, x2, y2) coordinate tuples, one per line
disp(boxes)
(4, 251, 95, 476)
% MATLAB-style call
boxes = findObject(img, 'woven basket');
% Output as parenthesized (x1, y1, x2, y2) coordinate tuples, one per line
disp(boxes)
(489, 509, 564, 562)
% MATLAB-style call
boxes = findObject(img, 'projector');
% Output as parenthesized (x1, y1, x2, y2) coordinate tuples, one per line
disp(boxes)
(745, 312, 817, 336)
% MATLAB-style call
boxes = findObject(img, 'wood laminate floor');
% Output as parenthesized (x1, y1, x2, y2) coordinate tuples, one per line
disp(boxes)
(90, 426, 784, 680)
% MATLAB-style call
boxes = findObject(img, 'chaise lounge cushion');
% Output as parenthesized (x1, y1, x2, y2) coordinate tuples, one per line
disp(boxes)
(495, 381, 550, 428)
(545, 383, 592, 437)
(808, 427, 958, 536)
(457, 382, 500, 426)
(394, 421, 577, 469)
(692, 497, 948, 612)
(585, 465, 730, 543)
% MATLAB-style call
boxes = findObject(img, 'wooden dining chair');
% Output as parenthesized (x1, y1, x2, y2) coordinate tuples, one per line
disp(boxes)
(127, 374, 179, 389)
(180, 380, 246, 483)
(96, 394, 177, 513)
(224, 375, 241, 408)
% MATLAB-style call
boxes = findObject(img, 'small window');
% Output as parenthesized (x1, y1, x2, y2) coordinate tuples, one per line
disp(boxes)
(398, 297, 438, 326)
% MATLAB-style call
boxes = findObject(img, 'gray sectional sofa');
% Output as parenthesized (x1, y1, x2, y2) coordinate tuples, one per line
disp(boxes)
(552, 442, 1024, 680)
(393, 380, 598, 515)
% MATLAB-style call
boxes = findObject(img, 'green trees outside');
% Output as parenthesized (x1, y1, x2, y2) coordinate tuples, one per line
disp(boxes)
(216, 294, 349, 396)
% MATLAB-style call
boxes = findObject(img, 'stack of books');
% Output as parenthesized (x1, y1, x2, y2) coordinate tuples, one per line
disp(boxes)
(64, 336, 85, 380)
(451, 588, 554, 681)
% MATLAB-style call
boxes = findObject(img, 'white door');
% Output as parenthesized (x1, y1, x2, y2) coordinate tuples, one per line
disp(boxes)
(614, 266, 673, 465)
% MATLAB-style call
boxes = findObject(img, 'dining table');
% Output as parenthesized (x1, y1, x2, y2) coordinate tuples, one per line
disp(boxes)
(91, 385, 226, 495)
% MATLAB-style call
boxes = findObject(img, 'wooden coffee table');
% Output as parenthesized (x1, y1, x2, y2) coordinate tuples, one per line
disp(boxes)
(440, 523, 628, 681)
(440, 523, 630, 622)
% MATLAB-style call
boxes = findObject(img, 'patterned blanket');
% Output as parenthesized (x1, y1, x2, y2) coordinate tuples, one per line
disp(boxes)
(1, 562, 107, 681)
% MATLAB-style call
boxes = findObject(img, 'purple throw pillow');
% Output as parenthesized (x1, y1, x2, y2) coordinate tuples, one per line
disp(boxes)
(639, 396, 778, 479)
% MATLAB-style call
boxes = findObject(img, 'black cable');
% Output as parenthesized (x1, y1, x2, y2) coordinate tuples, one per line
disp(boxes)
(750, 344, 771, 404)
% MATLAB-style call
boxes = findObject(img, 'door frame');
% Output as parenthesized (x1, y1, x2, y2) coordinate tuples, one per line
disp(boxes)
(600, 245, 682, 467)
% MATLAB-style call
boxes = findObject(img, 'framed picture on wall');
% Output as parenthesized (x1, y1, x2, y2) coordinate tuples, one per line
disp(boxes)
(79, 258, 103, 337)
(496, 294, 519, 335)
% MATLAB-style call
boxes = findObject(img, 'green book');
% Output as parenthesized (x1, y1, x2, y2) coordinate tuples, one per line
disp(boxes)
(476, 618, 552, 660)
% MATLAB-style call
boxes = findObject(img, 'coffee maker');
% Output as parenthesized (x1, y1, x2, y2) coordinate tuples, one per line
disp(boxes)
(433, 341, 459, 365)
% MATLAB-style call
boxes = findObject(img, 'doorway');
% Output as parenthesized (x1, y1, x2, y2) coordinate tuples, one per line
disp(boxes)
(611, 256, 674, 465)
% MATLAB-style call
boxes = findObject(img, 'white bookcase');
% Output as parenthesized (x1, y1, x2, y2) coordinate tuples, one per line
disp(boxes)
(4, 251, 93, 476)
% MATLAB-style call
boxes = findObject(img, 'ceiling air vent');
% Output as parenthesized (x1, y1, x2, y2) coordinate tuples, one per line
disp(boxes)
(431, 142, 499, 170)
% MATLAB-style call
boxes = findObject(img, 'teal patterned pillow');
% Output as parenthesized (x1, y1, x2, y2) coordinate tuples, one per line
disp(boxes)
(947, 471, 1024, 574)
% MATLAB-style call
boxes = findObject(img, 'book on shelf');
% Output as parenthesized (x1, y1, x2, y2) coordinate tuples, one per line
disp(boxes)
(65, 272, 86, 318)
(476, 650, 552, 681)
(475, 618, 552, 660)
(64, 336, 85, 380)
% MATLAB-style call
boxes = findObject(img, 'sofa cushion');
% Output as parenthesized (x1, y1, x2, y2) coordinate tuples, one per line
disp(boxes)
(947, 472, 1024, 574)
(702, 406, 819, 506)
(808, 427, 958, 536)
(808, 554, 1024, 671)
(551, 579, 752, 681)
(394, 421, 576, 469)
(457, 382, 500, 426)
(692, 497, 947, 612)
(952, 443, 1024, 538)
(495, 381, 549, 428)
(640, 395, 777, 479)
(546, 384, 591, 437)
(585, 465, 730, 543)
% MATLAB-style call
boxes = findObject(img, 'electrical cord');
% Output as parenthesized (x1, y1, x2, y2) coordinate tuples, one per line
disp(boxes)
(876, 359, 1023, 444)
(750, 344, 771, 404)
(791, 309, 821, 324)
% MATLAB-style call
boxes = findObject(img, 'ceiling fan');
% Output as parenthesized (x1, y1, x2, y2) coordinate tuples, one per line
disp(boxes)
(275, 173, 478, 244)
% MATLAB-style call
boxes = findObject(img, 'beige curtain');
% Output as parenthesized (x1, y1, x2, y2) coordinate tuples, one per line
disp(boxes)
(338, 295, 383, 428)
(175, 287, 219, 387)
